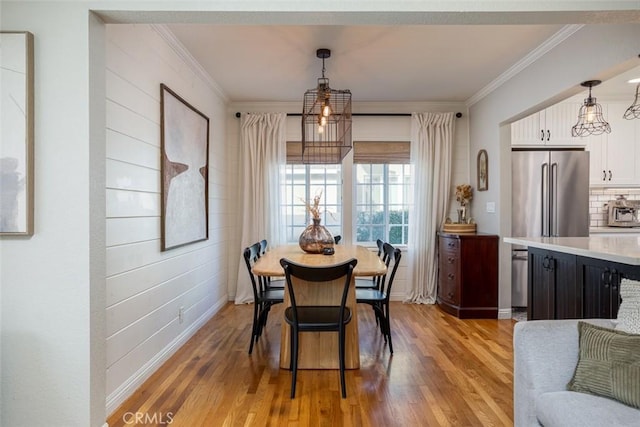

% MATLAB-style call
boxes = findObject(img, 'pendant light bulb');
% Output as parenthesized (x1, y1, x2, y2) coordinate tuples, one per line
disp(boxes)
(322, 104, 331, 117)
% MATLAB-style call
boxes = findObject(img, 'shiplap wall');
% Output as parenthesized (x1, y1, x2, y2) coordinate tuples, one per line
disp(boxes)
(105, 24, 230, 412)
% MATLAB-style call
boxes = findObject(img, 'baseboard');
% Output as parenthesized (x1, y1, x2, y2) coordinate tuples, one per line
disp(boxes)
(498, 308, 512, 319)
(105, 297, 227, 416)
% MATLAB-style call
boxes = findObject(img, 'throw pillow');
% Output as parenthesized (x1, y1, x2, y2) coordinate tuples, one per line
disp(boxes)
(567, 321, 640, 409)
(616, 278, 640, 334)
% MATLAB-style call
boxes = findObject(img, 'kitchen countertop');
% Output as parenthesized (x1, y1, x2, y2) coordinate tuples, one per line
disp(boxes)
(504, 236, 640, 265)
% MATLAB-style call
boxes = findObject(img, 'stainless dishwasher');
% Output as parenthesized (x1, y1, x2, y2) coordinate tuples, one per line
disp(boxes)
(512, 248, 528, 308)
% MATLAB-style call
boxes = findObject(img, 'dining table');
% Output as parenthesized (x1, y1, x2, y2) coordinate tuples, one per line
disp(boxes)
(252, 244, 387, 370)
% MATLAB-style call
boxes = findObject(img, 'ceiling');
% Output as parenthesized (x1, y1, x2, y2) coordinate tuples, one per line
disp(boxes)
(165, 24, 640, 105)
(166, 24, 569, 104)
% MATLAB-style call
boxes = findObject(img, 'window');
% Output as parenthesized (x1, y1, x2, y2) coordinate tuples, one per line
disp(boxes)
(355, 163, 412, 245)
(282, 164, 342, 243)
(282, 140, 411, 246)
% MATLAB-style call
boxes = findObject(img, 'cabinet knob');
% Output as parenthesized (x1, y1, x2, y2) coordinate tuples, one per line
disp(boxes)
(608, 170, 612, 181)
(447, 292, 454, 298)
(540, 130, 544, 141)
(448, 242, 455, 247)
(447, 273, 454, 280)
(602, 170, 606, 181)
(546, 130, 550, 141)
(447, 257, 454, 264)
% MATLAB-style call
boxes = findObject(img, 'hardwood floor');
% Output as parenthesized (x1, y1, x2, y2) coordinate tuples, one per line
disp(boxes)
(107, 302, 515, 426)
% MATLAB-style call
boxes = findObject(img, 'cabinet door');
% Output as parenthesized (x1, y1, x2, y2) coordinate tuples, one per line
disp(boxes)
(511, 111, 545, 146)
(528, 248, 555, 320)
(604, 102, 639, 186)
(586, 132, 608, 184)
(553, 251, 581, 319)
(577, 256, 633, 319)
(545, 102, 586, 146)
(529, 248, 578, 320)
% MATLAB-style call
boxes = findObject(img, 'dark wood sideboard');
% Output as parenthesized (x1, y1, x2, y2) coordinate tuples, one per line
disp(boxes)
(437, 232, 499, 318)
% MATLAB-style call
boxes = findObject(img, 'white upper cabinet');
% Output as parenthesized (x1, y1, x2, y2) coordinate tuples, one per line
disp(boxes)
(588, 102, 640, 186)
(511, 102, 586, 147)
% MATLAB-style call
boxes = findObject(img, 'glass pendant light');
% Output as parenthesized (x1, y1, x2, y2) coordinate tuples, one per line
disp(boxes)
(571, 80, 611, 137)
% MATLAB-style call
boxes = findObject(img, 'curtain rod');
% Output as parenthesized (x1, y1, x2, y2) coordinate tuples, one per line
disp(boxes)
(235, 112, 463, 118)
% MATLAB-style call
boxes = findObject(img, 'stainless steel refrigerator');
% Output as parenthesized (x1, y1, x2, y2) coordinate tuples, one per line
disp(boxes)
(511, 150, 590, 307)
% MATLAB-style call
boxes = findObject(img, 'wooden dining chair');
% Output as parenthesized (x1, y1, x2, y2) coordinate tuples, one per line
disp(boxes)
(279, 257, 358, 398)
(356, 242, 401, 354)
(355, 239, 385, 290)
(243, 242, 284, 354)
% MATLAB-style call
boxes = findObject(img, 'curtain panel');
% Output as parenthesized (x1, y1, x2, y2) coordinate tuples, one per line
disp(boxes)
(235, 113, 287, 304)
(405, 112, 455, 303)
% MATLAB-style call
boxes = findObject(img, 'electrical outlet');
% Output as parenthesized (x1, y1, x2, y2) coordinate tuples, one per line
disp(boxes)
(178, 306, 184, 324)
(486, 202, 496, 213)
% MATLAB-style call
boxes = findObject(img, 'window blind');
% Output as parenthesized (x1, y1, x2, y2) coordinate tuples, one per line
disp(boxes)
(353, 141, 410, 164)
(287, 141, 410, 164)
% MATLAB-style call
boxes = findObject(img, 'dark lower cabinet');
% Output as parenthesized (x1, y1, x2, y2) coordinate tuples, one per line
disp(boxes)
(528, 248, 580, 320)
(528, 248, 640, 320)
(437, 232, 499, 318)
(576, 256, 640, 319)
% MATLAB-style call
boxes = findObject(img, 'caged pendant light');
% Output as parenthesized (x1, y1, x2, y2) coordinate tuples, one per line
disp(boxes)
(623, 83, 640, 120)
(571, 80, 611, 137)
(301, 49, 352, 164)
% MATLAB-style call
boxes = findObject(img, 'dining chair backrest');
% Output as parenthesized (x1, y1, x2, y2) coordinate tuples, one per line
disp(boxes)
(334, 235, 342, 245)
(243, 242, 264, 299)
(279, 258, 357, 327)
(259, 239, 268, 256)
(376, 239, 385, 258)
(379, 243, 402, 299)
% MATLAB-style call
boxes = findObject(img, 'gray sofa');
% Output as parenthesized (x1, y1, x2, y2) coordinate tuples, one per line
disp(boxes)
(513, 319, 640, 427)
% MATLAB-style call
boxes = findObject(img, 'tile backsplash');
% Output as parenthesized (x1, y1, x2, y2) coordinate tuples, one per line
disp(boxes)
(589, 188, 640, 227)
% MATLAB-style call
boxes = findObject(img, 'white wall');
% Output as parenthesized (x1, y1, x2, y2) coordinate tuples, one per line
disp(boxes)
(104, 24, 230, 413)
(0, 3, 104, 426)
(227, 102, 469, 300)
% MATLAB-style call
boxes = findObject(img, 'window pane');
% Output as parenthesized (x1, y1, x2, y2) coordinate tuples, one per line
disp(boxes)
(354, 163, 412, 244)
(283, 164, 342, 243)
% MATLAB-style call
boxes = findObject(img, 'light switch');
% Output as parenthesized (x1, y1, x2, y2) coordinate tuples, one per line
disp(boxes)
(486, 202, 496, 213)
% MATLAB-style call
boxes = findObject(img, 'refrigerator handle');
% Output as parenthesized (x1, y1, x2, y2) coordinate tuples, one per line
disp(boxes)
(551, 162, 558, 236)
(542, 162, 549, 237)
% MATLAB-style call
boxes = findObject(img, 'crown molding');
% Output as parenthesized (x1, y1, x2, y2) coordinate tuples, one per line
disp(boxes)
(151, 24, 229, 103)
(466, 24, 584, 107)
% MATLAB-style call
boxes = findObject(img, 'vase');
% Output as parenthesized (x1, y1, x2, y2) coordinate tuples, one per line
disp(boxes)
(299, 217, 334, 254)
(457, 206, 467, 224)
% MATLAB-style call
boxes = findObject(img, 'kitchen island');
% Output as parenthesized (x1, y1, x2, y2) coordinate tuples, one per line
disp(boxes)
(504, 236, 640, 320)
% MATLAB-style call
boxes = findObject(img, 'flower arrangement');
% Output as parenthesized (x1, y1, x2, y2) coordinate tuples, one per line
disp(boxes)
(455, 184, 473, 207)
(302, 190, 323, 220)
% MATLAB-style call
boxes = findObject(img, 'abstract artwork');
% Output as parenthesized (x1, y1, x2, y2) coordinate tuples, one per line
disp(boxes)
(0, 32, 34, 236)
(160, 84, 209, 251)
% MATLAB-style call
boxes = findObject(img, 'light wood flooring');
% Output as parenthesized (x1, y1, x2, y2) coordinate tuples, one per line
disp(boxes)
(107, 302, 515, 427)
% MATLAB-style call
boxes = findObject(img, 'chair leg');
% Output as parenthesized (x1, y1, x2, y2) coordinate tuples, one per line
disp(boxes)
(339, 325, 347, 398)
(384, 303, 393, 354)
(290, 327, 299, 398)
(249, 302, 259, 354)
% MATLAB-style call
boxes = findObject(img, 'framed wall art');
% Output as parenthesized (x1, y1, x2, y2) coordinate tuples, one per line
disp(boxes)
(477, 149, 488, 191)
(0, 31, 34, 236)
(160, 84, 210, 251)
